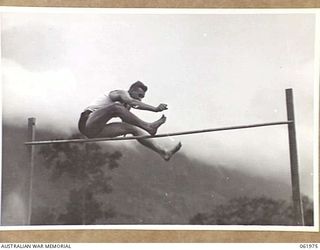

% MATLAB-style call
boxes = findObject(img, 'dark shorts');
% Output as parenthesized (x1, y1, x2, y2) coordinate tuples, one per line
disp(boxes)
(78, 110, 92, 136)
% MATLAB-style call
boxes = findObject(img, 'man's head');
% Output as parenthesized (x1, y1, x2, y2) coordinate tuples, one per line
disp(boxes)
(128, 81, 148, 101)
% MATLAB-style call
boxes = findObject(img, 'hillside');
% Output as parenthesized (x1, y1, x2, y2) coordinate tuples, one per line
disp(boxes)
(1, 123, 292, 225)
(104, 144, 292, 224)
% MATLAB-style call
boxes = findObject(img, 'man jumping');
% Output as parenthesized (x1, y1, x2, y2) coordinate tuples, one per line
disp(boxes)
(78, 81, 182, 161)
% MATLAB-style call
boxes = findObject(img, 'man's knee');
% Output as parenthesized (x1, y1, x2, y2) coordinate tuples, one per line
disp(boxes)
(111, 103, 127, 115)
(108, 103, 129, 121)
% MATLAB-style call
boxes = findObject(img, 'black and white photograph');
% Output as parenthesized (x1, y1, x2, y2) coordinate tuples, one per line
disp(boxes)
(0, 8, 319, 230)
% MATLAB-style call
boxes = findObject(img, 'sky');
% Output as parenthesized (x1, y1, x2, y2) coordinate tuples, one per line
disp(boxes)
(1, 9, 318, 197)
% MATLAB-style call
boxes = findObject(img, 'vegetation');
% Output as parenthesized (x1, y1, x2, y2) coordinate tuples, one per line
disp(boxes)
(32, 134, 122, 225)
(190, 196, 313, 226)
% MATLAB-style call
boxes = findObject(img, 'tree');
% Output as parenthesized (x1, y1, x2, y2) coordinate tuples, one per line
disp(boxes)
(38, 134, 122, 225)
(31, 206, 57, 225)
(190, 196, 294, 225)
(190, 195, 314, 226)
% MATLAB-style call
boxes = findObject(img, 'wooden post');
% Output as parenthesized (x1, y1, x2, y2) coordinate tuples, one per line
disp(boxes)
(27, 117, 36, 225)
(285, 89, 304, 226)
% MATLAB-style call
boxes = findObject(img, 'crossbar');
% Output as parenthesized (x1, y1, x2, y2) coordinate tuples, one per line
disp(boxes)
(24, 120, 293, 146)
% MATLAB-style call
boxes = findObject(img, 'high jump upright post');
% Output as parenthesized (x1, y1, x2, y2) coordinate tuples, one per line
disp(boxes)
(27, 117, 36, 225)
(285, 88, 304, 226)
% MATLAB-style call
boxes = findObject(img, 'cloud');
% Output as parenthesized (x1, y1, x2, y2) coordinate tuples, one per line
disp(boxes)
(2, 23, 66, 72)
(2, 59, 79, 133)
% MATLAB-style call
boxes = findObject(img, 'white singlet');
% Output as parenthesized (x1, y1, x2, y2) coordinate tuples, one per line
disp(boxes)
(85, 93, 115, 112)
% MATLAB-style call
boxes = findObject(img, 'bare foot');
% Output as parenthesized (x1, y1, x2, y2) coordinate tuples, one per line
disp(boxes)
(149, 115, 167, 135)
(163, 142, 182, 161)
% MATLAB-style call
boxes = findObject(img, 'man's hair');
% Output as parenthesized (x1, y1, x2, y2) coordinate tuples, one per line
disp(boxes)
(129, 81, 148, 92)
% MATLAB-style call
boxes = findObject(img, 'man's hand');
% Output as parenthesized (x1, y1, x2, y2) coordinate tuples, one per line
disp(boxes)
(155, 103, 168, 112)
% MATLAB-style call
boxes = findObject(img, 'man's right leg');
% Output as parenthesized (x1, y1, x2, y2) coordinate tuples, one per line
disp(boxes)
(98, 122, 182, 161)
(85, 103, 166, 137)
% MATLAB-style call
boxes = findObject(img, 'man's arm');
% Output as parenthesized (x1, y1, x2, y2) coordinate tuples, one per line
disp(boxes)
(109, 90, 167, 112)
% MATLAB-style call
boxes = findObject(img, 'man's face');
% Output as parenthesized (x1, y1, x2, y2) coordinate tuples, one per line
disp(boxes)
(130, 87, 145, 101)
